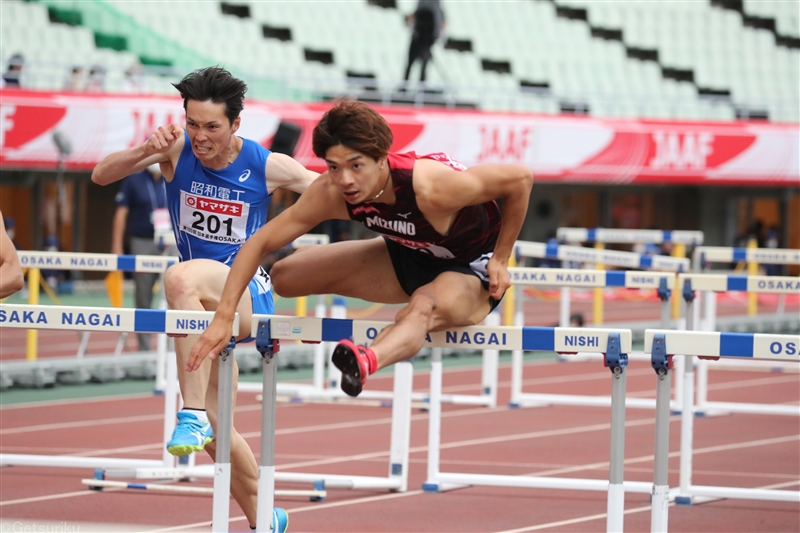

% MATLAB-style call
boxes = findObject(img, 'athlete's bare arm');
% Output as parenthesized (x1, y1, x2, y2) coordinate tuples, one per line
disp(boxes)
(265, 153, 319, 194)
(186, 174, 347, 370)
(91, 124, 184, 185)
(414, 159, 533, 298)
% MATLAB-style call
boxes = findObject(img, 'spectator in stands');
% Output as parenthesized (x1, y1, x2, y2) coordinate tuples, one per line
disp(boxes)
(119, 62, 150, 94)
(3, 54, 25, 88)
(85, 65, 106, 93)
(64, 66, 85, 92)
(111, 163, 167, 351)
(403, 0, 446, 86)
(764, 226, 781, 276)
(0, 211, 23, 298)
(92, 66, 317, 529)
(3, 217, 17, 248)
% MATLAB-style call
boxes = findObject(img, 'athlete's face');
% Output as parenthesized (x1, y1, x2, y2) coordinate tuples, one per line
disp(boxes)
(185, 100, 240, 166)
(324, 144, 386, 204)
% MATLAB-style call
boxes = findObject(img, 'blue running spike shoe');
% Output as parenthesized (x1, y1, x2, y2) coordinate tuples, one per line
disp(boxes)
(166, 411, 213, 456)
(273, 508, 289, 533)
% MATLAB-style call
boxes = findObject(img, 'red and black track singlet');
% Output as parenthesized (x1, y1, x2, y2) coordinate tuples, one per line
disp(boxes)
(346, 151, 501, 263)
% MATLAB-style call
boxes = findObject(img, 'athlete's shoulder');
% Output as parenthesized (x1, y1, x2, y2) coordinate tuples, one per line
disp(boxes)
(387, 151, 417, 170)
(417, 152, 467, 171)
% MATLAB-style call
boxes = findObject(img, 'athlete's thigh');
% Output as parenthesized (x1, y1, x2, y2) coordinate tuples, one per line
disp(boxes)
(167, 258, 254, 339)
(271, 237, 408, 304)
(413, 271, 493, 329)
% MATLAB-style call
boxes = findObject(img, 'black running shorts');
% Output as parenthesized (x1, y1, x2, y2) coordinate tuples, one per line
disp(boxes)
(382, 237, 503, 311)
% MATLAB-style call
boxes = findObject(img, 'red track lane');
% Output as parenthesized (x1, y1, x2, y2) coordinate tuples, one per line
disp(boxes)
(1, 361, 798, 532)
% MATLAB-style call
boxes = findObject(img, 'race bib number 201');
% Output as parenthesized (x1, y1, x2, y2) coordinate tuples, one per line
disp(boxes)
(179, 191, 250, 244)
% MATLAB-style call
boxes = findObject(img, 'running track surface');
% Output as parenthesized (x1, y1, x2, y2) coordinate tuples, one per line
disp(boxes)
(1, 358, 798, 532)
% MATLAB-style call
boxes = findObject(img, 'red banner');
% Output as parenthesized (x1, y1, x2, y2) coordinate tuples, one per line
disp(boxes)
(1, 90, 797, 186)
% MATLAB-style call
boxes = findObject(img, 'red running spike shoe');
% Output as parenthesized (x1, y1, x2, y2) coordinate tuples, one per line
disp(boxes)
(331, 340, 377, 397)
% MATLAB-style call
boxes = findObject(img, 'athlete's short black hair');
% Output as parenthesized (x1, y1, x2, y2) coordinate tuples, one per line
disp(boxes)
(312, 100, 393, 161)
(172, 66, 247, 125)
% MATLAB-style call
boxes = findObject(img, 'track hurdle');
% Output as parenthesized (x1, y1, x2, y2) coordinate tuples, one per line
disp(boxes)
(120, 313, 416, 498)
(692, 245, 800, 329)
(677, 273, 800, 418)
(644, 328, 800, 526)
(422, 325, 649, 532)
(514, 240, 689, 328)
(508, 267, 677, 410)
(0, 304, 235, 474)
(16, 250, 175, 374)
(557, 228, 704, 246)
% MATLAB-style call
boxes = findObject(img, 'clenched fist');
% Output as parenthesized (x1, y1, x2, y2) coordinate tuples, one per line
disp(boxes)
(144, 123, 183, 156)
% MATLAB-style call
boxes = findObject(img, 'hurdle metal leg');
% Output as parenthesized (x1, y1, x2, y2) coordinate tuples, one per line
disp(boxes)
(606, 333, 627, 533)
(480, 311, 500, 408)
(677, 285, 696, 505)
(256, 325, 278, 533)
(212, 338, 236, 533)
(650, 334, 671, 533)
(423, 348, 468, 493)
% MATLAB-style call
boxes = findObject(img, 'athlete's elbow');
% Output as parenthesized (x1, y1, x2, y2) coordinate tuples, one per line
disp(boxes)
(518, 167, 534, 190)
(91, 167, 108, 186)
(1, 269, 24, 298)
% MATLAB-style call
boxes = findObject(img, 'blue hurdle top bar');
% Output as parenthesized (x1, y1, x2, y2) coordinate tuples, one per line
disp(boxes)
(17, 252, 175, 273)
(678, 274, 800, 294)
(644, 330, 800, 362)
(0, 305, 236, 335)
(557, 228, 703, 245)
(257, 315, 633, 353)
(16, 234, 331, 273)
(509, 267, 675, 290)
(514, 240, 689, 272)
(697, 246, 800, 266)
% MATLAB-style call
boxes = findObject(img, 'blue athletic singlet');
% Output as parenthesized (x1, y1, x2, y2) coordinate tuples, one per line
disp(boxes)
(165, 130, 274, 326)
(167, 131, 272, 265)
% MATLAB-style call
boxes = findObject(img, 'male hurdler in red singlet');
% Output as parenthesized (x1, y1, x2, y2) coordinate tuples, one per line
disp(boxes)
(189, 100, 534, 398)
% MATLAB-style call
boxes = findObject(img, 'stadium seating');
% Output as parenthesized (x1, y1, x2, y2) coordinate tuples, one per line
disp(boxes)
(1, 0, 797, 122)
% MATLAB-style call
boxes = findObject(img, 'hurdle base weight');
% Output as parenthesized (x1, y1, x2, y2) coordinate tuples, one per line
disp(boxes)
(421, 481, 470, 493)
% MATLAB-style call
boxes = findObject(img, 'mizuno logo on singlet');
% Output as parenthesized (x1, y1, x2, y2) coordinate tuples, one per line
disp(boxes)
(365, 216, 417, 236)
(238, 169, 251, 182)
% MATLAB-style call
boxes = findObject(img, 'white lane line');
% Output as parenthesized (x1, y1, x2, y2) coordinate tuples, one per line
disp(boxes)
(0, 402, 284, 435)
(493, 480, 800, 533)
(0, 393, 155, 411)
(0, 487, 123, 507)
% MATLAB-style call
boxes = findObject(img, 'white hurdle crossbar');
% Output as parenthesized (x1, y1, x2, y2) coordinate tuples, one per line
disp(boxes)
(679, 273, 800, 417)
(507, 267, 678, 410)
(422, 326, 646, 533)
(558, 228, 704, 246)
(644, 329, 800, 532)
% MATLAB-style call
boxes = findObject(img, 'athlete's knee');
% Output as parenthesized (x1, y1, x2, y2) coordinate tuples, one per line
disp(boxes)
(270, 257, 298, 297)
(163, 262, 197, 305)
(403, 293, 436, 323)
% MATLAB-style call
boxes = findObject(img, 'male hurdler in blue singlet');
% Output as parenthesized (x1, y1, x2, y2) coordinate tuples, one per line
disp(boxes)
(92, 67, 316, 528)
